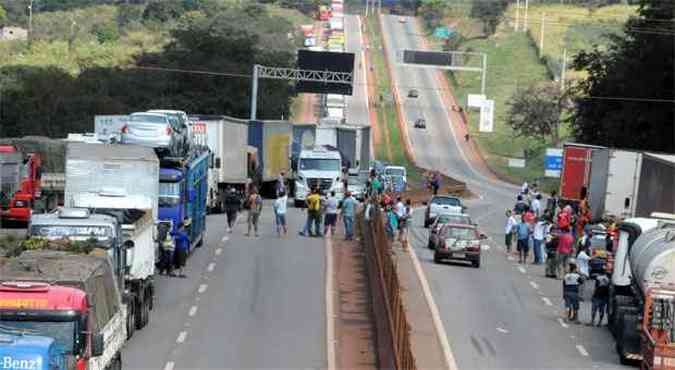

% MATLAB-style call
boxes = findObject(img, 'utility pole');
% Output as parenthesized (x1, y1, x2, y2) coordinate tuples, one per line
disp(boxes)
(560, 48, 567, 92)
(365, 0, 369, 16)
(539, 12, 545, 57)
(28, 0, 34, 42)
(523, 0, 529, 32)
(481, 53, 487, 96)
(515, 0, 520, 31)
(250, 65, 259, 121)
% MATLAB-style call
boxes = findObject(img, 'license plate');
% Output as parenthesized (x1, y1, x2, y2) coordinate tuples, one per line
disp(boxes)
(452, 253, 465, 258)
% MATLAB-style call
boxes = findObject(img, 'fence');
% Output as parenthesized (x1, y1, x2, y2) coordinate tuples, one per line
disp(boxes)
(360, 204, 416, 370)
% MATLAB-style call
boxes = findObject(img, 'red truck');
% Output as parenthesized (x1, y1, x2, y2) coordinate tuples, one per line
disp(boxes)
(0, 145, 42, 224)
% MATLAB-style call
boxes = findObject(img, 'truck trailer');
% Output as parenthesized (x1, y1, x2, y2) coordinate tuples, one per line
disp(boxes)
(0, 250, 126, 370)
(635, 153, 675, 218)
(159, 149, 208, 252)
(588, 148, 643, 220)
(63, 143, 159, 339)
(559, 142, 606, 205)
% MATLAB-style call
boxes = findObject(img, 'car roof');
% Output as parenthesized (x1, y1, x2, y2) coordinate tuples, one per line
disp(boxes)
(440, 223, 477, 230)
(130, 112, 167, 118)
(432, 195, 461, 201)
(147, 109, 186, 115)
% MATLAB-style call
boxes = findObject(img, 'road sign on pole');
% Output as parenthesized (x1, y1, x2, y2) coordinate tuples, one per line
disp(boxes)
(479, 99, 494, 132)
(467, 94, 486, 108)
(545, 148, 563, 177)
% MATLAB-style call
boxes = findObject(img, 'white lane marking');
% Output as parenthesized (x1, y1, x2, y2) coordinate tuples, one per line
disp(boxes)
(325, 226, 336, 370)
(407, 245, 460, 370)
(163, 362, 175, 370)
(198, 284, 208, 294)
(176, 331, 187, 343)
(576, 344, 589, 357)
(188, 305, 198, 317)
(507, 255, 515, 261)
(496, 327, 509, 334)
(541, 297, 553, 306)
(558, 318, 570, 328)
(215, 248, 222, 256)
(221, 236, 228, 243)
(207, 262, 216, 272)
(518, 266, 527, 274)
(529, 281, 539, 290)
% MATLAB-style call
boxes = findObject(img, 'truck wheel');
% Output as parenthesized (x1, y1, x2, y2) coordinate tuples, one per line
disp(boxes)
(472, 259, 481, 268)
(135, 294, 145, 330)
(616, 312, 639, 365)
(111, 353, 122, 370)
(610, 296, 634, 335)
(126, 303, 136, 339)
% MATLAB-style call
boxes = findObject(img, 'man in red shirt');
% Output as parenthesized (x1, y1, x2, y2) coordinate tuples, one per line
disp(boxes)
(557, 227, 575, 278)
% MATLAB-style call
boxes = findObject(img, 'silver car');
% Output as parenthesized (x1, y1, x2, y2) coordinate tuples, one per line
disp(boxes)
(121, 112, 188, 157)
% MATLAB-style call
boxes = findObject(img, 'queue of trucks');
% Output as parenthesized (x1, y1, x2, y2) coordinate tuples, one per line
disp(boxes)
(559, 142, 675, 367)
(0, 145, 43, 224)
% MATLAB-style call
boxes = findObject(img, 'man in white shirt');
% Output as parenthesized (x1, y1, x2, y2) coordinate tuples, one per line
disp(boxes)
(273, 191, 288, 236)
(531, 194, 542, 217)
(323, 191, 339, 236)
(533, 217, 548, 264)
(504, 209, 517, 253)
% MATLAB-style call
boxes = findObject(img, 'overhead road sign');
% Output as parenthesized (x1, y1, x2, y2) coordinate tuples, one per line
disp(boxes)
(296, 50, 354, 95)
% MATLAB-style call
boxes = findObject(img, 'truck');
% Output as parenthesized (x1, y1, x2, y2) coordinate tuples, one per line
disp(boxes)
(248, 120, 292, 185)
(325, 94, 346, 110)
(559, 142, 606, 205)
(294, 146, 344, 207)
(188, 115, 257, 213)
(159, 149, 208, 252)
(291, 124, 371, 174)
(609, 215, 675, 364)
(587, 148, 643, 220)
(0, 145, 43, 225)
(321, 107, 345, 126)
(0, 249, 126, 370)
(635, 153, 675, 218)
(63, 143, 159, 338)
(640, 287, 675, 370)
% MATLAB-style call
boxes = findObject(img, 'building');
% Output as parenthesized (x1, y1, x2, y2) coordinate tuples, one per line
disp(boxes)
(0, 27, 28, 41)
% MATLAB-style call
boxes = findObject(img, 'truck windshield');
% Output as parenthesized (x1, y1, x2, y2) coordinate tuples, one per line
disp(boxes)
(30, 225, 113, 242)
(299, 159, 340, 171)
(159, 181, 181, 207)
(0, 321, 77, 354)
(385, 168, 405, 177)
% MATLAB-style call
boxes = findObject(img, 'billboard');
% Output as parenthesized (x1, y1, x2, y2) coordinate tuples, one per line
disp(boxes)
(402, 50, 452, 66)
(479, 99, 494, 132)
(545, 148, 563, 177)
(296, 50, 354, 95)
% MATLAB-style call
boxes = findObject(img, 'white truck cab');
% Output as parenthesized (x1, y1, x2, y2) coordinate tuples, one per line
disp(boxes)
(294, 146, 344, 207)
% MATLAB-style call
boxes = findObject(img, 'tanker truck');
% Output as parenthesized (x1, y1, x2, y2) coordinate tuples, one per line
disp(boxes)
(610, 220, 675, 364)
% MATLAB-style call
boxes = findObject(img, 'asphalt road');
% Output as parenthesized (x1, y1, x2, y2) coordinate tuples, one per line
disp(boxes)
(123, 205, 326, 370)
(345, 14, 370, 128)
(381, 14, 629, 370)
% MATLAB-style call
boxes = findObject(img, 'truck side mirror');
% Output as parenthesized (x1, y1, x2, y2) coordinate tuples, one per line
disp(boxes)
(123, 240, 135, 250)
(92, 333, 104, 357)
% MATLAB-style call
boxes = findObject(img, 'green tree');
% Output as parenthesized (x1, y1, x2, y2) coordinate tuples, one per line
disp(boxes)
(0, 5, 7, 26)
(142, 0, 185, 23)
(506, 82, 565, 147)
(470, 0, 509, 35)
(418, 0, 447, 29)
(570, 0, 674, 152)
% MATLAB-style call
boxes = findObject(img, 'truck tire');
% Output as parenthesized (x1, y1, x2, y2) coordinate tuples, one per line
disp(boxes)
(126, 302, 136, 339)
(616, 313, 640, 365)
(107, 353, 122, 370)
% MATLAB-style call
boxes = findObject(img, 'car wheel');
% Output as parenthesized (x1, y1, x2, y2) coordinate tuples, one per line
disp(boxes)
(472, 259, 480, 268)
(433, 254, 441, 264)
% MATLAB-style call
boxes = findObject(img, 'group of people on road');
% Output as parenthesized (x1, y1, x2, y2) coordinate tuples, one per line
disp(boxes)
(298, 187, 358, 240)
(505, 181, 614, 325)
(157, 221, 190, 278)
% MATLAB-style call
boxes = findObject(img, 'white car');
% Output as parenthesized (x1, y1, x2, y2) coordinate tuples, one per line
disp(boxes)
(399, 17, 406, 23)
(424, 195, 466, 228)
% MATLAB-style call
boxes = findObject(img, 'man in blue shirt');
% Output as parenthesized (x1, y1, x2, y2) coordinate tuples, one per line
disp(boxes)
(516, 218, 531, 264)
(341, 192, 357, 240)
(171, 222, 190, 278)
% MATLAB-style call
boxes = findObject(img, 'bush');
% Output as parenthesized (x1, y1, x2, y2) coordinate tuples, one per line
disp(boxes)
(93, 23, 119, 44)
(142, 0, 185, 23)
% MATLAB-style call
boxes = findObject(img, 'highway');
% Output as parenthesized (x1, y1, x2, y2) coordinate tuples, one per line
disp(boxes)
(344, 14, 370, 128)
(380, 14, 629, 369)
(123, 206, 327, 369)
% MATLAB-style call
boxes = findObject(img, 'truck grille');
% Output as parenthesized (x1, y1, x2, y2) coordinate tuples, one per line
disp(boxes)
(307, 178, 333, 192)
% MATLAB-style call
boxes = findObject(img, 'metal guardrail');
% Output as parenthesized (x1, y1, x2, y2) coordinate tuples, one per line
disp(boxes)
(360, 204, 416, 370)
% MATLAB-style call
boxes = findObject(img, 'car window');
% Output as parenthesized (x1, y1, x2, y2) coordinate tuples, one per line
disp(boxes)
(166, 116, 181, 130)
(130, 114, 167, 124)
(432, 197, 460, 206)
(437, 214, 471, 225)
(442, 226, 477, 240)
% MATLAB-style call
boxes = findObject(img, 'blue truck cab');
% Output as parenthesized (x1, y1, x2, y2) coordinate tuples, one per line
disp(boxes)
(159, 149, 209, 252)
(0, 334, 64, 370)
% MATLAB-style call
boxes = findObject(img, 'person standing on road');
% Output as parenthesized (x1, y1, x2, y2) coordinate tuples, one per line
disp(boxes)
(557, 227, 575, 278)
(533, 216, 547, 264)
(341, 191, 357, 240)
(531, 194, 542, 218)
(516, 217, 531, 264)
(504, 209, 517, 253)
(171, 222, 190, 278)
(301, 188, 322, 237)
(514, 195, 528, 215)
(245, 187, 263, 237)
(430, 172, 441, 195)
(385, 205, 398, 241)
(545, 234, 559, 278)
(590, 272, 610, 326)
(275, 172, 286, 197)
(521, 181, 529, 195)
(395, 197, 406, 240)
(563, 263, 583, 323)
(224, 188, 242, 233)
(323, 191, 339, 236)
(158, 225, 175, 276)
(273, 191, 288, 237)
(399, 199, 413, 245)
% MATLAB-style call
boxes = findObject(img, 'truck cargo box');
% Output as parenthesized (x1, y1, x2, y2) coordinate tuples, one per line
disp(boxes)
(248, 120, 291, 182)
(635, 153, 675, 217)
(588, 149, 642, 220)
(560, 143, 605, 201)
(65, 143, 159, 219)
